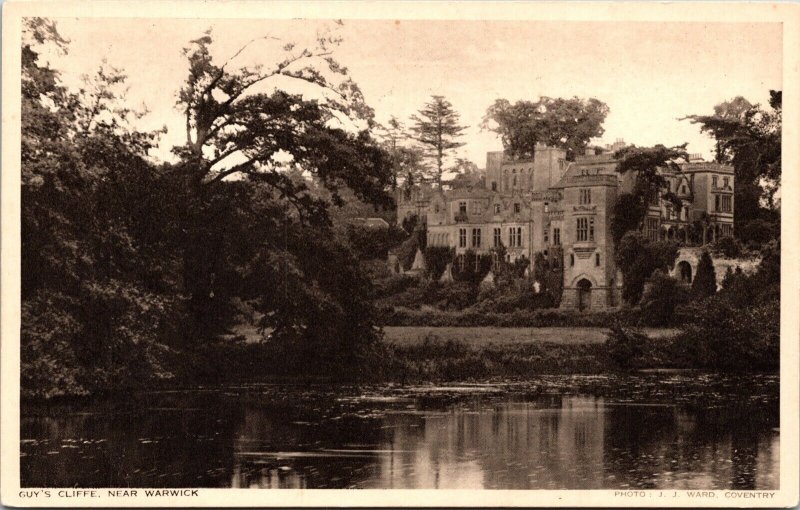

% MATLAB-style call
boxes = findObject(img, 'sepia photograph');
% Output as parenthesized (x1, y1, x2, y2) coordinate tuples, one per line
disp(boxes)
(2, 1, 798, 507)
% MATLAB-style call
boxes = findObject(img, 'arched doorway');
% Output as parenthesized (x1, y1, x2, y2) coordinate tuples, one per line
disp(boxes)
(577, 279, 592, 311)
(677, 261, 692, 284)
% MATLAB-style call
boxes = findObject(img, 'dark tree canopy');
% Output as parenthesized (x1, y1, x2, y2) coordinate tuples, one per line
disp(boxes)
(615, 232, 679, 305)
(611, 144, 688, 240)
(482, 96, 609, 160)
(692, 251, 717, 298)
(175, 30, 393, 218)
(20, 21, 397, 397)
(409, 95, 466, 188)
(682, 92, 781, 229)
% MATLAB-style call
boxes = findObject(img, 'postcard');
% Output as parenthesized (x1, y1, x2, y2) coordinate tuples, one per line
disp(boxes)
(2, 1, 798, 507)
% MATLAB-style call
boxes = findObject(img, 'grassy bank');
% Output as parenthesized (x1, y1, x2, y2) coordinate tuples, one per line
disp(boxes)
(384, 326, 679, 347)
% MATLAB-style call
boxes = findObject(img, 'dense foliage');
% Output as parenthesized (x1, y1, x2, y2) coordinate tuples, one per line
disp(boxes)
(683, 92, 781, 229)
(691, 251, 717, 298)
(21, 20, 394, 398)
(423, 246, 455, 280)
(639, 270, 688, 326)
(610, 144, 688, 238)
(482, 97, 609, 160)
(614, 232, 679, 305)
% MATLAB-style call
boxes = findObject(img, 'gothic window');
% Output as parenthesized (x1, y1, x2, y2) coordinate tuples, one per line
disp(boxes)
(589, 217, 595, 241)
(723, 176, 730, 189)
(577, 217, 588, 242)
(712, 175, 718, 188)
(472, 228, 481, 248)
(494, 203, 501, 214)
(509, 227, 516, 247)
(459, 228, 466, 248)
(579, 189, 592, 205)
(553, 228, 561, 245)
(721, 195, 732, 213)
(517, 227, 523, 247)
(493, 227, 501, 247)
(595, 253, 601, 267)
(514, 203, 521, 214)
(513, 175, 517, 187)
(646, 218, 659, 241)
(491, 181, 497, 191)
(457, 254, 466, 271)
(544, 228, 549, 245)
(459, 201, 467, 214)
(570, 253, 575, 266)
(715, 195, 720, 212)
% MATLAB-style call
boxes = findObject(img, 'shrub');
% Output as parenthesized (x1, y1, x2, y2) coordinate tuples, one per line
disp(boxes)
(640, 270, 688, 326)
(738, 218, 779, 247)
(452, 250, 493, 284)
(345, 224, 408, 260)
(435, 281, 479, 310)
(691, 251, 717, 298)
(616, 232, 679, 305)
(604, 322, 649, 370)
(470, 279, 554, 313)
(396, 233, 419, 271)
(713, 235, 741, 258)
(424, 246, 455, 280)
(672, 297, 778, 371)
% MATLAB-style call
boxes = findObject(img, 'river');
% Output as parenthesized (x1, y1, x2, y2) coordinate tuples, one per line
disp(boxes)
(21, 373, 778, 490)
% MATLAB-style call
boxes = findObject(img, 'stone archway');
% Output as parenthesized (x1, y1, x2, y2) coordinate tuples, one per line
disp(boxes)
(577, 279, 592, 311)
(677, 260, 692, 284)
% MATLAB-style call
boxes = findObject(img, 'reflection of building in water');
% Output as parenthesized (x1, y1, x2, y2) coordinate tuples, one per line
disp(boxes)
(231, 464, 307, 489)
(376, 396, 606, 489)
(602, 405, 779, 490)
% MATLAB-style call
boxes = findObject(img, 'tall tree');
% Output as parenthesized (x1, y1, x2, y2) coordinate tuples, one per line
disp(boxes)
(173, 28, 394, 349)
(447, 157, 482, 189)
(409, 95, 466, 188)
(377, 116, 426, 190)
(692, 251, 717, 298)
(482, 96, 609, 160)
(22, 18, 176, 397)
(176, 28, 391, 212)
(682, 92, 782, 231)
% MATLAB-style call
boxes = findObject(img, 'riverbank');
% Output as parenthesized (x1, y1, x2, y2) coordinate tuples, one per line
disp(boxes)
(20, 374, 779, 489)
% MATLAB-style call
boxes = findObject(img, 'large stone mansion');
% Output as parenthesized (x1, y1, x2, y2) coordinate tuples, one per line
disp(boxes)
(396, 140, 735, 311)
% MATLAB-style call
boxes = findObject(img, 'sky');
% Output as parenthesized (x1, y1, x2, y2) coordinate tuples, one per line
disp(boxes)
(42, 18, 782, 167)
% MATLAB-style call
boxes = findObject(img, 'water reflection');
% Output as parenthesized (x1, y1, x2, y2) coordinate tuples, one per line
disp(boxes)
(21, 376, 779, 490)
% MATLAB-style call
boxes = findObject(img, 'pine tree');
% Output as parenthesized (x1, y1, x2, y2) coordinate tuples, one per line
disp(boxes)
(410, 95, 466, 188)
(692, 251, 717, 297)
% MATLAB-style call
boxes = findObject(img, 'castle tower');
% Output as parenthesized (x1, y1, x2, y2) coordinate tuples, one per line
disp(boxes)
(555, 166, 621, 311)
(485, 144, 568, 194)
